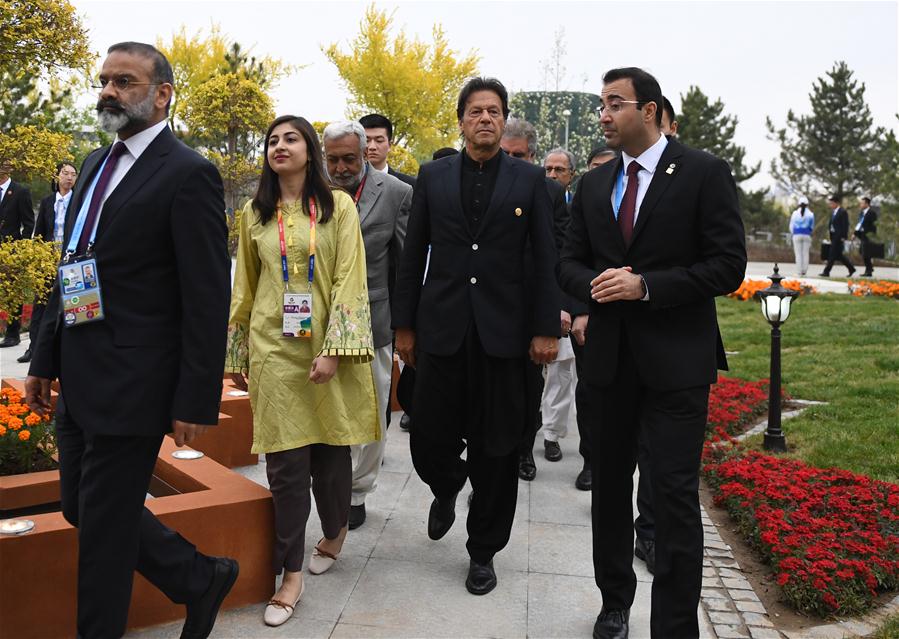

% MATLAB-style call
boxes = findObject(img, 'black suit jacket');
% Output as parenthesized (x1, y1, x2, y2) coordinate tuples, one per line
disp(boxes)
(33, 194, 58, 242)
(392, 150, 560, 358)
(558, 138, 746, 391)
(388, 166, 417, 188)
(855, 208, 878, 238)
(0, 181, 35, 240)
(829, 207, 850, 241)
(29, 127, 231, 436)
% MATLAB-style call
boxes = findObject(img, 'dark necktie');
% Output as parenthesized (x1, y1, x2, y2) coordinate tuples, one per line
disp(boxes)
(618, 161, 642, 246)
(77, 141, 127, 254)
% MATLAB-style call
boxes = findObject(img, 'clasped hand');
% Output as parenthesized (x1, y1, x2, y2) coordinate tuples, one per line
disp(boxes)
(590, 266, 644, 303)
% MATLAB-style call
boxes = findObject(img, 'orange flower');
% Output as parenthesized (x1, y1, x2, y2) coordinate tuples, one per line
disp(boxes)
(19, 430, 30, 441)
(24, 413, 41, 427)
(0, 425, 6, 436)
(7, 416, 22, 431)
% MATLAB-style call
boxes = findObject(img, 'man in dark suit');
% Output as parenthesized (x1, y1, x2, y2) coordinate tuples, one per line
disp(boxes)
(820, 195, 855, 277)
(393, 77, 559, 596)
(558, 67, 746, 638)
(17, 162, 78, 363)
(360, 113, 417, 187)
(855, 196, 878, 277)
(24, 42, 236, 639)
(0, 161, 35, 348)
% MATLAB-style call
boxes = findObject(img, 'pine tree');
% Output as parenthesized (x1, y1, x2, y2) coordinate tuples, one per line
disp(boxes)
(766, 61, 881, 200)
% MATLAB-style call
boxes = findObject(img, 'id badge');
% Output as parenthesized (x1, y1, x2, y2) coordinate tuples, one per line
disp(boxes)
(283, 293, 312, 338)
(59, 257, 104, 327)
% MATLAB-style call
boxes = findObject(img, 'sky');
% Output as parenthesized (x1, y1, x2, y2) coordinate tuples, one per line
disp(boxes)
(72, 0, 898, 190)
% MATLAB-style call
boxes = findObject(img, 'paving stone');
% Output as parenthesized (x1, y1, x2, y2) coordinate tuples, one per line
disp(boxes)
(722, 577, 753, 590)
(701, 588, 728, 599)
(527, 572, 603, 639)
(528, 522, 594, 578)
(735, 600, 767, 614)
(708, 611, 742, 625)
(702, 566, 717, 577)
(719, 567, 746, 580)
(703, 558, 714, 567)
(706, 548, 735, 558)
(712, 558, 741, 569)
(730, 589, 761, 602)
(706, 539, 732, 550)
(715, 625, 751, 639)
(702, 576, 723, 589)
(749, 628, 783, 639)
(742, 612, 774, 627)
(704, 598, 735, 612)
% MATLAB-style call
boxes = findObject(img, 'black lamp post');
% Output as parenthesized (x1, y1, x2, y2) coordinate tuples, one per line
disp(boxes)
(754, 264, 799, 452)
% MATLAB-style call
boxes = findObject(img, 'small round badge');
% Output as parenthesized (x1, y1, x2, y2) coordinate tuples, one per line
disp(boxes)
(0, 519, 35, 535)
(515, 208, 523, 216)
(172, 450, 204, 460)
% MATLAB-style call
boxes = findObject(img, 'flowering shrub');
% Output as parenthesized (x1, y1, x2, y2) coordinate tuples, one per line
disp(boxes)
(703, 379, 899, 617)
(0, 386, 56, 476)
(728, 278, 816, 301)
(848, 280, 899, 300)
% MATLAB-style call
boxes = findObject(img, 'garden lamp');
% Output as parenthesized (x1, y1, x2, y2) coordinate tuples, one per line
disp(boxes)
(754, 264, 799, 452)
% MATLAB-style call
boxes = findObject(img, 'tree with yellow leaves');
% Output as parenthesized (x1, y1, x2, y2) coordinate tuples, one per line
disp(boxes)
(0, 0, 92, 77)
(323, 5, 478, 162)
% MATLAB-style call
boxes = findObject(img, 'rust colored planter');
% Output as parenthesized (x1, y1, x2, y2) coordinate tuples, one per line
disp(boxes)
(189, 379, 257, 468)
(0, 438, 273, 639)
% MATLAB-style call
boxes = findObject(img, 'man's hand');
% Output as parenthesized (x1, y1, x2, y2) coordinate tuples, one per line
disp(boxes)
(229, 371, 248, 391)
(309, 355, 338, 384)
(571, 315, 589, 346)
(591, 267, 644, 303)
(24, 375, 52, 417)
(396, 328, 416, 368)
(171, 420, 210, 447)
(560, 310, 572, 335)
(529, 336, 559, 365)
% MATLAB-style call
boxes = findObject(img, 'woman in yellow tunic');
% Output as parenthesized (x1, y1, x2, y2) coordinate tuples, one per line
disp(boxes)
(225, 115, 378, 627)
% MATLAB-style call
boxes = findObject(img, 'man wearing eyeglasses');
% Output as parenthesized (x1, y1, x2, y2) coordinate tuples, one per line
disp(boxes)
(544, 148, 577, 204)
(393, 78, 559, 596)
(558, 67, 746, 638)
(25, 42, 236, 639)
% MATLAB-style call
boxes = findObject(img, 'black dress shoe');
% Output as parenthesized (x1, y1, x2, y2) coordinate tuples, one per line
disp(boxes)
(427, 490, 459, 540)
(518, 451, 536, 481)
(862, 271, 874, 277)
(16, 348, 32, 363)
(0, 335, 20, 348)
(349, 503, 366, 530)
(848, 267, 856, 277)
(465, 559, 497, 595)
(819, 271, 830, 277)
(400, 413, 412, 431)
(575, 465, 592, 491)
(634, 537, 655, 574)
(543, 440, 562, 462)
(181, 557, 239, 639)
(593, 607, 630, 639)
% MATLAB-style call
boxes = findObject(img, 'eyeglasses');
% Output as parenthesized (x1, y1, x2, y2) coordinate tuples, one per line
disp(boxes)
(91, 77, 161, 91)
(596, 100, 644, 116)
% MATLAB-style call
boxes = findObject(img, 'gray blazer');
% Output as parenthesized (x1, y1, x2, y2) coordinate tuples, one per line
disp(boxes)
(358, 166, 412, 347)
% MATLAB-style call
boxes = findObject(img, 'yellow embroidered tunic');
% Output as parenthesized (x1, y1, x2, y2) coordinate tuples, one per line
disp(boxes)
(225, 191, 379, 453)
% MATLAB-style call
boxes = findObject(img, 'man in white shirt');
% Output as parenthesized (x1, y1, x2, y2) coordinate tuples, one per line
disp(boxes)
(360, 113, 417, 187)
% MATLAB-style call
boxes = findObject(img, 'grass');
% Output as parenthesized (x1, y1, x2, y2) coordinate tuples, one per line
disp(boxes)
(872, 613, 899, 639)
(716, 294, 899, 483)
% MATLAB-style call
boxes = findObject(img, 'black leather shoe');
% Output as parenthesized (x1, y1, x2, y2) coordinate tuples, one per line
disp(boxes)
(0, 335, 20, 348)
(349, 503, 366, 530)
(518, 451, 536, 481)
(818, 271, 830, 277)
(400, 413, 412, 431)
(465, 559, 497, 595)
(848, 268, 856, 277)
(575, 465, 592, 491)
(427, 490, 459, 540)
(181, 557, 239, 639)
(634, 537, 655, 574)
(593, 607, 630, 639)
(16, 348, 32, 363)
(862, 271, 874, 277)
(544, 440, 562, 462)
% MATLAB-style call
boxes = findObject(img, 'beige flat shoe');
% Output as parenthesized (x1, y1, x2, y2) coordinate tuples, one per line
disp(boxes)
(307, 539, 340, 575)
(263, 579, 304, 627)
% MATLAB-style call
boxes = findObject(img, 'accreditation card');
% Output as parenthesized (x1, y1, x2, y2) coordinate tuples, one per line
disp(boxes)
(59, 256, 105, 327)
(283, 293, 312, 338)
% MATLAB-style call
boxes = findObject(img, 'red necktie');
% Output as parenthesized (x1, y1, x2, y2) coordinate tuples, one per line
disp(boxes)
(77, 141, 127, 254)
(618, 161, 642, 246)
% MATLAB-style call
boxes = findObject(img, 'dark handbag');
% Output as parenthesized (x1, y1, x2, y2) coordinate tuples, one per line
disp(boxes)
(867, 242, 885, 259)
(820, 241, 831, 260)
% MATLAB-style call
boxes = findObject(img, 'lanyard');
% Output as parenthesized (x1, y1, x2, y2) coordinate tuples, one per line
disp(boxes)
(612, 164, 626, 220)
(352, 166, 368, 206)
(276, 197, 318, 290)
(65, 152, 114, 256)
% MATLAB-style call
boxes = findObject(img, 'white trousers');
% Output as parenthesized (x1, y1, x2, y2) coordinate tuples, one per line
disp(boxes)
(350, 344, 392, 505)
(792, 235, 811, 276)
(540, 337, 576, 442)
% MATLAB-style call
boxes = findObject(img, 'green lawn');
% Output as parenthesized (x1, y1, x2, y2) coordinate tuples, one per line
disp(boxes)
(716, 294, 899, 483)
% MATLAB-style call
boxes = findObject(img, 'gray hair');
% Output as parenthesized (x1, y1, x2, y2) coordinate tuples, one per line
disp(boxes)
(544, 147, 576, 171)
(322, 120, 367, 157)
(502, 117, 538, 157)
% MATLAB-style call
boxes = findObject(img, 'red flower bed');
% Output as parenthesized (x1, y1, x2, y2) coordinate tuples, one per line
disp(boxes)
(702, 379, 899, 617)
(707, 376, 769, 440)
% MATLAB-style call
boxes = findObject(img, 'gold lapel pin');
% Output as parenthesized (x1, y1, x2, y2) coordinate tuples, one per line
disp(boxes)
(666, 163, 676, 175)
(515, 207, 523, 216)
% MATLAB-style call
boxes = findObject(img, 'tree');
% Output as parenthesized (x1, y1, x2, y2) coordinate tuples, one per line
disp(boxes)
(0, 0, 92, 77)
(0, 126, 72, 181)
(323, 4, 479, 161)
(766, 61, 885, 201)
(677, 86, 760, 184)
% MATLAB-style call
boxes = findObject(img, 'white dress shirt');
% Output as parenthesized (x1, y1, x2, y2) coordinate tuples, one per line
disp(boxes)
(54, 190, 72, 242)
(612, 133, 668, 223)
(371, 163, 389, 174)
(0, 177, 11, 203)
(97, 119, 169, 217)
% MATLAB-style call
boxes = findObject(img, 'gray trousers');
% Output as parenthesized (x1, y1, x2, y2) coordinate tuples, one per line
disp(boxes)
(265, 444, 351, 574)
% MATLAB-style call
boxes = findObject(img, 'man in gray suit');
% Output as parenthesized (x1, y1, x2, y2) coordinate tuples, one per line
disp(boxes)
(323, 121, 412, 529)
